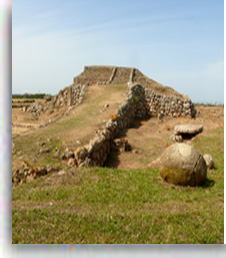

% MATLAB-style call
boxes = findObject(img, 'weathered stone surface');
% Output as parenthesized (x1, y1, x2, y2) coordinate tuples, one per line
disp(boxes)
(174, 124, 203, 135)
(68, 158, 78, 167)
(58, 170, 67, 175)
(203, 154, 214, 169)
(37, 166, 47, 176)
(71, 82, 196, 169)
(61, 154, 67, 160)
(39, 147, 50, 154)
(74, 146, 87, 160)
(54, 148, 60, 158)
(158, 143, 207, 186)
(46, 165, 58, 173)
(170, 134, 183, 142)
(65, 149, 74, 159)
(145, 89, 196, 118)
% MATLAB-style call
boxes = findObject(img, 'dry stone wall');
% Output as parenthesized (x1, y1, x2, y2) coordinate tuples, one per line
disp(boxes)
(72, 66, 196, 118)
(52, 84, 87, 107)
(145, 89, 196, 118)
(74, 83, 150, 167)
(27, 84, 87, 116)
(26, 66, 196, 126)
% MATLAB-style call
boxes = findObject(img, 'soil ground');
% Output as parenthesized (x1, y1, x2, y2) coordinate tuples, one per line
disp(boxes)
(106, 104, 224, 170)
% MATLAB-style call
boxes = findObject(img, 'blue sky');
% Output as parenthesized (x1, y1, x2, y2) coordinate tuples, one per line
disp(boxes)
(12, 0, 224, 103)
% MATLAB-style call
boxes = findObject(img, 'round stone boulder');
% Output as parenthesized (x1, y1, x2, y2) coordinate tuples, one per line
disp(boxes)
(158, 143, 207, 186)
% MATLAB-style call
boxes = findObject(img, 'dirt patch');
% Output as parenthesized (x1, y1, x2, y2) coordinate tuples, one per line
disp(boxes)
(105, 105, 224, 170)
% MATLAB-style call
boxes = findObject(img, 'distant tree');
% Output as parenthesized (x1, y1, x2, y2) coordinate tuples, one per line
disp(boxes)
(12, 93, 51, 99)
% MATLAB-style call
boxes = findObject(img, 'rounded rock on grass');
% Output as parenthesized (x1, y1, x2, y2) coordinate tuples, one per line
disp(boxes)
(203, 154, 214, 169)
(158, 143, 207, 186)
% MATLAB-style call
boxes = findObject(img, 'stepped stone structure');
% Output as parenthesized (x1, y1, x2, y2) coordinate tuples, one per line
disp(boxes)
(14, 65, 199, 182)
(27, 65, 196, 119)
(74, 66, 196, 118)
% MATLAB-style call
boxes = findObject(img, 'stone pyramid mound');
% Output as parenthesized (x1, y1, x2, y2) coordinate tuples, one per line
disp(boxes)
(73, 65, 183, 98)
(27, 65, 196, 119)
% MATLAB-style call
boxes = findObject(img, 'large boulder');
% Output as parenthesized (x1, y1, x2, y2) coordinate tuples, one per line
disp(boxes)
(158, 143, 207, 186)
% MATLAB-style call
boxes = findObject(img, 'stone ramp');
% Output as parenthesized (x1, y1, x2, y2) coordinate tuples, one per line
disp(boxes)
(73, 65, 184, 98)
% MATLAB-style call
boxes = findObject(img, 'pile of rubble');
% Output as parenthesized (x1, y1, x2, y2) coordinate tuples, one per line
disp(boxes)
(12, 160, 58, 186)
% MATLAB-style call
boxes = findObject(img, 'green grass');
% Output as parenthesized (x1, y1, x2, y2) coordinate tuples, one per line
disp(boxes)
(12, 92, 224, 244)
(12, 127, 224, 244)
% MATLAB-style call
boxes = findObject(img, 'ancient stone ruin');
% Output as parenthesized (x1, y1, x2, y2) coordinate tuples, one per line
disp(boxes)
(14, 66, 200, 185)
(26, 66, 196, 119)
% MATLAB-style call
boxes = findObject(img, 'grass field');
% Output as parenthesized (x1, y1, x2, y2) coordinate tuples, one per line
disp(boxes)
(12, 127, 224, 244)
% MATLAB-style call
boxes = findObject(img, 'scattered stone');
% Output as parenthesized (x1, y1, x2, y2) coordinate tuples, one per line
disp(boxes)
(104, 103, 109, 108)
(203, 154, 214, 169)
(54, 148, 60, 158)
(61, 154, 67, 160)
(21, 160, 29, 169)
(37, 166, 47, 176)
(114, 138, 131, 152)
(39, 147, 50, 154)
(68, 158, 78, 167)
(158, 143, 207, 186)
(58, 170, 67, 176)
(65, 148, 74, 159)
(147, 157, 160, 168)
(46, 164, 58, 173)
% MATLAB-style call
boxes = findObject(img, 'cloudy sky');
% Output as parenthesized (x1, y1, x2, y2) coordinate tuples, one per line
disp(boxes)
(12, 0, 224, 103)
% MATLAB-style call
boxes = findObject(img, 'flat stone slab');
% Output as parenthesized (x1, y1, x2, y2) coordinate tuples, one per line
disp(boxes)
(174, 124, 203, 135)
